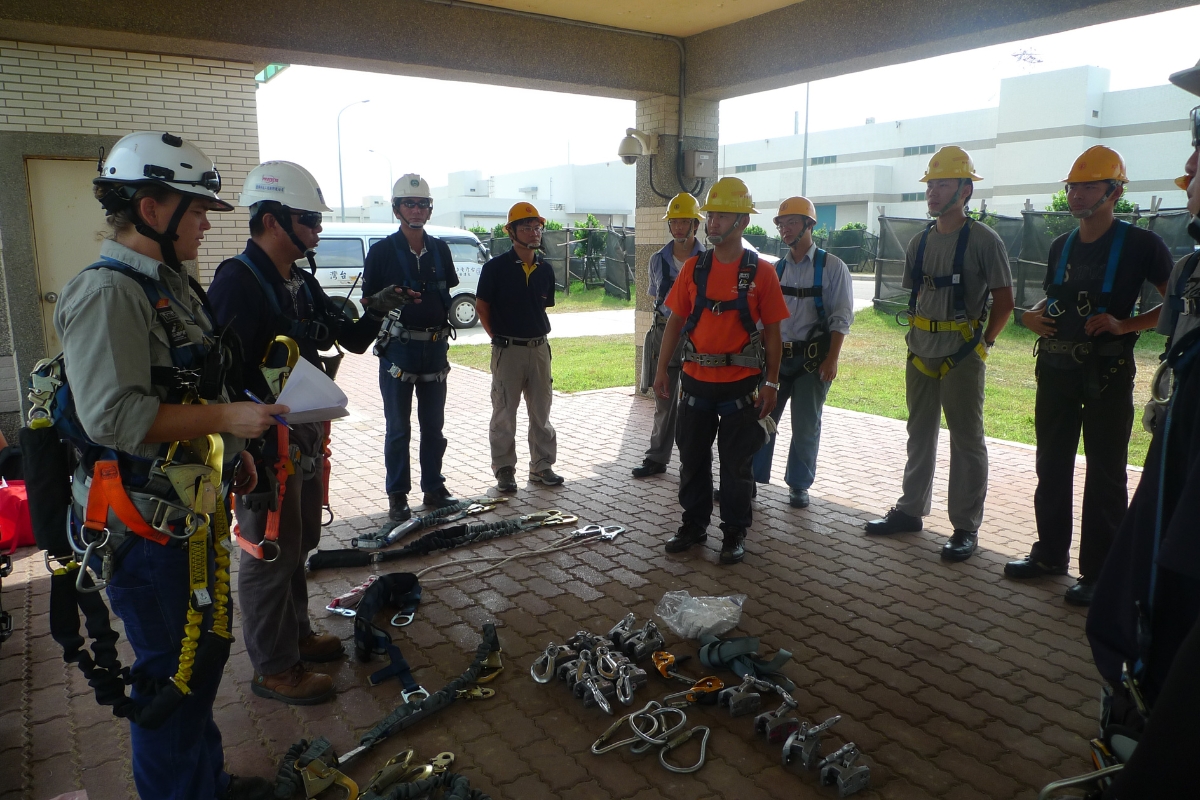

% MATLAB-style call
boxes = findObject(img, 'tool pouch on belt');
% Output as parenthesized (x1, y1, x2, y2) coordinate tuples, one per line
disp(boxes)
(19, 424, 73, 557)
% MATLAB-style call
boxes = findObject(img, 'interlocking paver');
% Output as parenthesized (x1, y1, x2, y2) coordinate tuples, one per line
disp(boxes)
(1, 350, 1133, 798)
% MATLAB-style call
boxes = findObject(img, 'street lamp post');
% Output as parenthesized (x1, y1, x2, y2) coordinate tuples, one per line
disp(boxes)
(369, 149, 393, 198)
(337, 99, 370, 222)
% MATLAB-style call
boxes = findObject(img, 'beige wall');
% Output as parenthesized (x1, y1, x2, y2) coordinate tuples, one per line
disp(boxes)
(0, 39, 259, 283)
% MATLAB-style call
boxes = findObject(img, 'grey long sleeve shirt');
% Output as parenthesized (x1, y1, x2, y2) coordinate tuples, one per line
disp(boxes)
(54, 239, 245, 461)
(776, 242, 855, 342)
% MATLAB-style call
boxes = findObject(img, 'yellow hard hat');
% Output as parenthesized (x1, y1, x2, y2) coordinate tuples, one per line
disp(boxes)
(774, 196, 816, 225)
(1176, 174, 1192, 191)
(1062, 146, 1128, 184)
(662, 193, 703, 221)
(919, 146, 983, 182)
(700, 177, 757, 214)
(506, 202, 545, 226)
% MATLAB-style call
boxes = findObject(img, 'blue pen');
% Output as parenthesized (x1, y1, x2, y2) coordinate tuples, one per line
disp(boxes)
(244, 389, 292, 430)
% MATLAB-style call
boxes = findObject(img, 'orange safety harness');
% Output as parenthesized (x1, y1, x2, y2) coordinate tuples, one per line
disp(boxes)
(232, 423, 294, 562)
(84, 460, 171, 546)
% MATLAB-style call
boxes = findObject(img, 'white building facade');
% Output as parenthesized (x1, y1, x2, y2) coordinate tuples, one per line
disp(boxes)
(720, 66, 1193, 233)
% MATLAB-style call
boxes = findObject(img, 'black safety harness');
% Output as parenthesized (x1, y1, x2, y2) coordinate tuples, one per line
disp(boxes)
(680, 248, 764, 371)
(373, 234, 454, 382)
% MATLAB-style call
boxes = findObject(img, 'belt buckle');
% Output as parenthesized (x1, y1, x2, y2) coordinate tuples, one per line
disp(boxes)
(1182, 297, 1197, 316)
(782, 342, 793, 358)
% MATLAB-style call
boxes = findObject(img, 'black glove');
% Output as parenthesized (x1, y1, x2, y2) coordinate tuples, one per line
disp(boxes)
(362, 285, 418, 315)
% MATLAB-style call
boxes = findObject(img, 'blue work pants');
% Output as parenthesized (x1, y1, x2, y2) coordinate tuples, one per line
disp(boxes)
(379, 356, 449, 497)
(105, 535, 228, 800)
(752, 367, 830, 490)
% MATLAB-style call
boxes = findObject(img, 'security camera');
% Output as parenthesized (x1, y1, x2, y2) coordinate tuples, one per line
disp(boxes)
(617, 128, 653, 165)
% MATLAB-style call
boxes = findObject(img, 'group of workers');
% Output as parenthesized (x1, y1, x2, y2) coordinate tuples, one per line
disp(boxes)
(28, 53, 1200, 800)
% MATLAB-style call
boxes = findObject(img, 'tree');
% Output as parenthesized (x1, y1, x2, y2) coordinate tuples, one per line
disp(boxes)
(544, 220, 564, 231)
(744, 224, 767, 236)
(1046, 188, 1134, 215)
(491, 222, 507, 240)
(839, 222, 867, 231)
(573, 213, 603, 257)
(468, 225, 489, 236)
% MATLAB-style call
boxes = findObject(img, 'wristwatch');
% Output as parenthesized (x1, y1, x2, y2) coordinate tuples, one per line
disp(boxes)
(763, 381, 780, 390)
(984, 339, 996, 349)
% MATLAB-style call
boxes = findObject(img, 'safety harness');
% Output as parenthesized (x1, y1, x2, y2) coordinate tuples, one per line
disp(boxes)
(353, 573, 427, 694)
(778, 247, 831, 374)
(25, 259, 235, 729)
(1165, 250, 1200, 323)
(901, 220, 988, 379)
(228, 253, 334, 348)
(680, 249, 764, 371)
(698, 634, 796, 692)
(374, 234, 455, 382)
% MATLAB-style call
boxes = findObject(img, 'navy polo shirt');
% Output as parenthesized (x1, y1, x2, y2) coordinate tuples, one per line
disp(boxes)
(362, 230, 460, 330)
(477, 249, 555, 338)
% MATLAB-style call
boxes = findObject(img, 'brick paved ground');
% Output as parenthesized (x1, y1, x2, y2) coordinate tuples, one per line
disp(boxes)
(1, 351, 1132, 800)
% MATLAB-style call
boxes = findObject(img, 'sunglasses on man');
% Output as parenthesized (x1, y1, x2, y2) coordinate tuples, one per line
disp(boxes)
(292, 210, 322, 228)
(396, 199, 433, 210)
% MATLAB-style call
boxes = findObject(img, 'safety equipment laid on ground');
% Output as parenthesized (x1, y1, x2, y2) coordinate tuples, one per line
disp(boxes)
(680, 248, 765, 370)
(783, 715, 843, 772)
(239, 161, 331, 213)
(1063, 145, 1128, 184)
(700, 177, 757, 215)
(700, 634, 796, 692)
(774, 196, 817, 225)
(353, 497, 506, 549)
(272, 624, 501, 798)
(819, 743, 871, 797)
(534, 623, 656, 715)
(898, 219, 988, 379)
(392, 174, 432, 200)
(307, 510, 578, 570)
(352, 573, 429, 696)
(654, 590, 746, 639)
(663, 192, 704, 221)
(326, 574, 379, 617)
(918, 145, 983, 182)
(590, 699, 711, 774)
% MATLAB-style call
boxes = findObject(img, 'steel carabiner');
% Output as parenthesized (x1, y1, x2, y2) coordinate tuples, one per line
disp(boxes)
(660, 726, 710, 774)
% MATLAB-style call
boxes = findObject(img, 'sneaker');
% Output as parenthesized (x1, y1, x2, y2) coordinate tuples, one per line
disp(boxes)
(221, 776, 274, 800)
(529, 468, 565, 486)
(789, 488, 810, 509)
(251, 663, 334, 706)
(388, 493, 411, 523)
(632, 459, 667, 478)
(864, 506, 922, 535)
(719, 526, 746, 564)
(1004, 552, 1069, 579)
(495, 467, 518, 493)
(298, 632, 344, 663)
(664, 525, 708, 553)
(422, 486, 459, 508)
(941, 529, 977, 562)
(1065, 577, 1096, 607)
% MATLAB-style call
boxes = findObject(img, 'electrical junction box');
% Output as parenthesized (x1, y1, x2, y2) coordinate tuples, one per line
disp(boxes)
(683, 149, 716, 179)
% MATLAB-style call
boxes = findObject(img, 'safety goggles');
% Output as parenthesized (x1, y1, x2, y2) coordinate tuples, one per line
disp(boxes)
(292, 210, 323, 228)
(143, 164, 222, 193)
(397, 199, 433, 210)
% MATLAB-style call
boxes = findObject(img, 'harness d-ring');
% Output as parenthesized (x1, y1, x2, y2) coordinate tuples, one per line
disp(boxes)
(895, 309, 913, 327)
(660, 725, 710, 774)
(390, 612, 415, 627)
(260, 539, 281, 564)
(1151, 358, 1173, 403)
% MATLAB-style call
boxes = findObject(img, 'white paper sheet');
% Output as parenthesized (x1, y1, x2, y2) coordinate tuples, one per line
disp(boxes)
(275, 357, 349, 424)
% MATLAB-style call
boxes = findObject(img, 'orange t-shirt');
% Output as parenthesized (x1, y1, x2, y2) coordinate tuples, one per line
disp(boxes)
(665, 252, 790, 383)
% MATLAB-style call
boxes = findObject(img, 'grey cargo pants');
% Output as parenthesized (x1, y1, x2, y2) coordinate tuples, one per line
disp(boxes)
(489, 340, 557, 474)
(645, 318, 683, 465)
(896, 352, 989, 532)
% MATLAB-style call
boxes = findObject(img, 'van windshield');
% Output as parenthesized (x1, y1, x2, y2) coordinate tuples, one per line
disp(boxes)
(309, 237, 365, 268)
(446, 241, 485, 264)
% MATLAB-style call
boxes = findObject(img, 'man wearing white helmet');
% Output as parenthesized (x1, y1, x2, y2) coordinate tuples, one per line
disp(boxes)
(632, 192, 705, 479)
(46, 132, 281, 799)
(208, 161, 403, 704)
(362, 174, 462, 521)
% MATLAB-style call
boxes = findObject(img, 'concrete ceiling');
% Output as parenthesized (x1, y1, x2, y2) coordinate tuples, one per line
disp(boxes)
(463, 0, 801, 37)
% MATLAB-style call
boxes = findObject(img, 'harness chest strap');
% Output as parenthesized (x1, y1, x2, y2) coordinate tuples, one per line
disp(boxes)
(1047, 220, 1130, 319)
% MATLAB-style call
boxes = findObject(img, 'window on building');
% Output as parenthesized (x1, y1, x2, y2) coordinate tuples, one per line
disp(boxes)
(735, 164, 757, 173)
(901, 192, 925, 202)
(903, 145, 936, 157)
(810, 155, 837, 166)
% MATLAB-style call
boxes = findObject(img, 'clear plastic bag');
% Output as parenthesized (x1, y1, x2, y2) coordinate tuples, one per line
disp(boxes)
(654, 590, 747, 640)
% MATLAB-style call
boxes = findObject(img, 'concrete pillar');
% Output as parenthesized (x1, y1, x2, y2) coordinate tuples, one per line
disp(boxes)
(633, 95, 719, 388)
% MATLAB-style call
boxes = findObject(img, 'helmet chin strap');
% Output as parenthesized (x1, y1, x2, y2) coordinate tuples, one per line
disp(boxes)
(134, 194, 192, 270)
(1071, 182, 1119, 220)
(274, 207, 317, 273)
(784, 220, 813, 249)
(930, 180, 966, 218)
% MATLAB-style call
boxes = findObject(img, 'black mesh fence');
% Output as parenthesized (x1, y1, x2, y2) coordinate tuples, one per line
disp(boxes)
(484, 228, 636, 298)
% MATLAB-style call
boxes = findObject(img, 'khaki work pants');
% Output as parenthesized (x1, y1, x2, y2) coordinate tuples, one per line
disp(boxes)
(489, 340, 556, 474)
(644, 318, 683, 465)
(896, 352, 989, 532)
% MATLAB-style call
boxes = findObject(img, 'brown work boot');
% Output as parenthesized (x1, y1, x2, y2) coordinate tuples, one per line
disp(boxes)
(251, 663, 334, 705)
(299, 632, 344, 662)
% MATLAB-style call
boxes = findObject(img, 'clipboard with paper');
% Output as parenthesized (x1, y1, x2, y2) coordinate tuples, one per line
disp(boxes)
(276, 357, 350, 424)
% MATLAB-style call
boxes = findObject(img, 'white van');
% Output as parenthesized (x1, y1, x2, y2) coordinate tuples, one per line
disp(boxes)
(305, 222, 489, 328)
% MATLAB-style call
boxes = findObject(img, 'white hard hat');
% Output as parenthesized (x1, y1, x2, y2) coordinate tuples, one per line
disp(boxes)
(94, 131, 232, 210)
(239, 160, 332, 212)
(392, 173, 431, 200)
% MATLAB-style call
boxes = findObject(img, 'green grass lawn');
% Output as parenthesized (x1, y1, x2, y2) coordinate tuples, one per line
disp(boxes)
(548, 282, 635, 314)
(450, 309, 1163, 466)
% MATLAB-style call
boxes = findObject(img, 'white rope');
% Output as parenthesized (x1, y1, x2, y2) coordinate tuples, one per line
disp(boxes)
(414, 533, 596, 585)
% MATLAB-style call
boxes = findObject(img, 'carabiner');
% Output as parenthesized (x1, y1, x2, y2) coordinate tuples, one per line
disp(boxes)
(591, 701, 661, 755)
(631, 706, 687, 754)
(660, 726, 710, 774)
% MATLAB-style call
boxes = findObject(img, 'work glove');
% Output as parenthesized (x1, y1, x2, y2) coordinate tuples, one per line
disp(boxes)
(362, 285, 417, 316)
(239, 466, 279, 514)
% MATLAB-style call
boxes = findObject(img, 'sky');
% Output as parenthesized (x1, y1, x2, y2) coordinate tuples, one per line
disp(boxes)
(257, 4, 1200, 208)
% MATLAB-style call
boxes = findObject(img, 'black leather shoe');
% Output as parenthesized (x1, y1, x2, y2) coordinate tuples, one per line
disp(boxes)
(422, 486, 459, 508)
(388, 493, 411, 523)
(789, 488, 810, 508)
(495, 467, 518, 493)
(865, 506, 922, 535)
(719, 526, 746, 564)
(1065, 578, 1096, 607)
(664, 526, 707, 553)
(941, 529, 977, 562)
(632, 459, 667, 478)
(1004, 553, 1069, 579)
